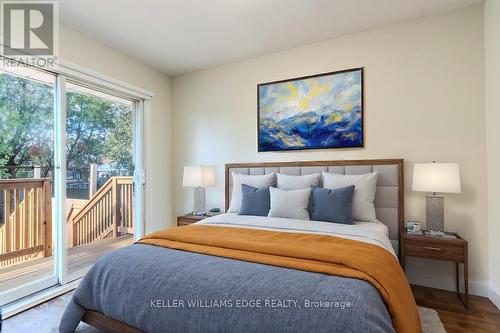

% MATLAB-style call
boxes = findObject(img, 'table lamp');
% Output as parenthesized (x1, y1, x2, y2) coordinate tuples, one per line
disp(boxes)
(412, 162, 461, 232)
(183, 166, 215, 215)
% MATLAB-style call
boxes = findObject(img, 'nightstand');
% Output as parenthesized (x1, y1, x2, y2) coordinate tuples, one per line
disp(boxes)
(177, 214, 209, 226)
(402, 231, 468, 308)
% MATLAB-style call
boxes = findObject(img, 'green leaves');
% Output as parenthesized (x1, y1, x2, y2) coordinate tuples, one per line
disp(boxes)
(0, 73, 133, 178)
(66, 90, 133, 170)
(0, 73, 54, 177)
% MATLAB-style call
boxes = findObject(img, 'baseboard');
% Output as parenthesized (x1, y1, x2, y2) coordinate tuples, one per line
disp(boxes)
(408, 272, 490, 297)
(489, 282, 500, 310)
(409, 272, 500, 308)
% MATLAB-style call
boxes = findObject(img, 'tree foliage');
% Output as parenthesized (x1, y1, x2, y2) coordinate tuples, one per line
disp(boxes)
(0, 73, 54, 177)
(65, 91, 132, 170)
(0, 72, 133, 179)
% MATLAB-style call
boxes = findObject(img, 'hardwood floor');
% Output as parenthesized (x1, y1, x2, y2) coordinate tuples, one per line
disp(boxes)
(412, 285, 500, 333)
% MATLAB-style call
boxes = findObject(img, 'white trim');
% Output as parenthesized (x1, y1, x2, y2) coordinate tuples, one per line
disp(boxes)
(1, 54, 153, 100)
(54, 74, 68, 285)
(0, 276, 58, 306)
(143, 100, 153, 234)
(489, 281, 500, 310)
(55, 59, 153, 100)
(2, 279, 80, 319)
(133, 100, 145, 239)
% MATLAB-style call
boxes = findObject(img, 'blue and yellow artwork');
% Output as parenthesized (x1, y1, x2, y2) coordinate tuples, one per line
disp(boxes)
(258, 68, 363, 152)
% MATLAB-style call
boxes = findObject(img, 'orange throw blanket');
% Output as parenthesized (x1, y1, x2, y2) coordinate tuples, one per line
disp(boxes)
(138, 225, 421, 333)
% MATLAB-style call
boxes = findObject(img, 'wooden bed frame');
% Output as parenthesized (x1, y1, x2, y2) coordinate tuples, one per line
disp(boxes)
(82, 310, 142, 333)
(82, 158, 405, 333)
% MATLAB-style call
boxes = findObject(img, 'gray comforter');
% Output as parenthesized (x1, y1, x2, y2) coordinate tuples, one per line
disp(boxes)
(60, 244, 394, 333)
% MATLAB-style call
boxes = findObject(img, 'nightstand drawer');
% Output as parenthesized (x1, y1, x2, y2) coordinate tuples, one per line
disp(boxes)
(177, 214, 210, 226)
(405, 240, 464, 262)
(178, 220, 193, 226)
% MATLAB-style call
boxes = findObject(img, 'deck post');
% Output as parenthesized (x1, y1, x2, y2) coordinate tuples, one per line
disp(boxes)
(112, 179, 119, 237)
(43, 179, 52, 257)
(68, 207, 74, 248)
(4, 190, 11, 252)
(24, 188, 30, 249)
(89, 164, 98, 197)
(14, 189, 20, 251)
(33, 165, 41, 178)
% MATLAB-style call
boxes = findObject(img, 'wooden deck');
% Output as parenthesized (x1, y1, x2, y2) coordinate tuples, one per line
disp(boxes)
(0, 235, 134, 293)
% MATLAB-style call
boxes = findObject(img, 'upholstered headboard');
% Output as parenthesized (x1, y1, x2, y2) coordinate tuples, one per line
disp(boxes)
(225, 159, 404, 256)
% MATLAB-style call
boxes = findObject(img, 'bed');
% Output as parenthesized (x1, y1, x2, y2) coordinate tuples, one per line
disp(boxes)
(60, 159, 420, 333)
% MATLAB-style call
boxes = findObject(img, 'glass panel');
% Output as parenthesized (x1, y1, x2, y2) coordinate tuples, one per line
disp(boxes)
(65, 81, 135, 277)
(0, 64, 56, 303)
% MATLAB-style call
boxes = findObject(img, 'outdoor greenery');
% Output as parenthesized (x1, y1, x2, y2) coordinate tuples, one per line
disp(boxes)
(0, 72, 133, 179)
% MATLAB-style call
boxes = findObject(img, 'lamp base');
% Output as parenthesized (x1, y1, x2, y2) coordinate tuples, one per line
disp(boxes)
(193, 187, 206, 215)
(426, 195, 444, 232)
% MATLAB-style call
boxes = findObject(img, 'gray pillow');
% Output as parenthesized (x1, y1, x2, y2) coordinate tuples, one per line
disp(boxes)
(309, 185, 355, 224)
(238, 184, 271, 216)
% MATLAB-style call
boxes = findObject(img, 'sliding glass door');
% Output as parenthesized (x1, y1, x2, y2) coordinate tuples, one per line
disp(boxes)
(0, 58, 146, 308)
(0, 65, 58, 305)
(64, 81, 136, 279)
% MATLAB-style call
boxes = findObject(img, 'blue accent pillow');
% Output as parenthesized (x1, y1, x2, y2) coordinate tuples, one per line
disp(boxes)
(238, 184, 271, 216)
(309, 185, 355, 224)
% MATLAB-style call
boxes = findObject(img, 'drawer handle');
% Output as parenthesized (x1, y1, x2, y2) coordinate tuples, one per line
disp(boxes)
(423, 246, 442, 251)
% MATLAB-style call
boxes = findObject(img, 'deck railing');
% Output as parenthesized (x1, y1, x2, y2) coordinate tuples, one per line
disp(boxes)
(0, 176, 133, 268)
(0, 179, 52, 267)
(69, 177, 134, 247)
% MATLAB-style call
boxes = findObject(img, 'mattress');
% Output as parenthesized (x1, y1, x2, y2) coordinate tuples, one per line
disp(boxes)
(198, 213, 395, 256)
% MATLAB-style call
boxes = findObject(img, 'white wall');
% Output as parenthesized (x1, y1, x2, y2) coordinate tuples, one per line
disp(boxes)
(59, 25, 173, 233)
(485, 0, 500, 308)
(172, 6, 489, 295)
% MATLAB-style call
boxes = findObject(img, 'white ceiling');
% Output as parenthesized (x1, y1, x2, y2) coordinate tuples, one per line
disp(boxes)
(59, 0, 482, 76)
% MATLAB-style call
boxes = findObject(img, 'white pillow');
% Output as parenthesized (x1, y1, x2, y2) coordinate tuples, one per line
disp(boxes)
(227, 172, 275, 213)
(322, 171, 378, 222)
(277, 173, 320, 190)
(267, 187, 311, 220)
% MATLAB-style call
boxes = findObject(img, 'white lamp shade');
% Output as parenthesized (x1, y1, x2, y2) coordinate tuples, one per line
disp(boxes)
(412, 163, 461, 194)
(183, 166, 216, 187)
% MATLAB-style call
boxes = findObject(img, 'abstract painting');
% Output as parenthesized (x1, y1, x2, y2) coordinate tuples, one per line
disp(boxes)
(258, 68, 363, 152)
